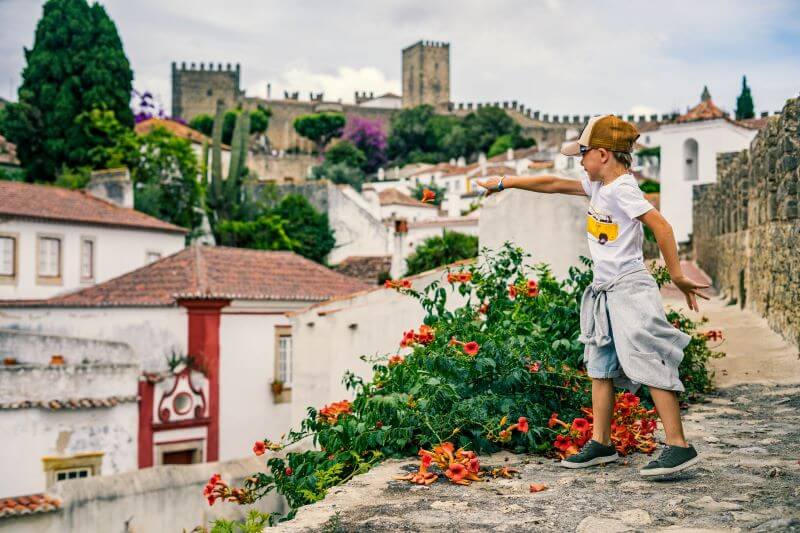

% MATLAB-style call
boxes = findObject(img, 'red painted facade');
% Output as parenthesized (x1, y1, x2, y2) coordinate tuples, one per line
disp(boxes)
(137, 299, 229, 468)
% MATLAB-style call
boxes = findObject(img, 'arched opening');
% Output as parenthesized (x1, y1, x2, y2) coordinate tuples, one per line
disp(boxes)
(683, 138, 699, 181)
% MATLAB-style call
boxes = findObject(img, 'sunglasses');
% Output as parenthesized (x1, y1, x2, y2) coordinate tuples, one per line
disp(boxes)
(579, 145, 595, 156)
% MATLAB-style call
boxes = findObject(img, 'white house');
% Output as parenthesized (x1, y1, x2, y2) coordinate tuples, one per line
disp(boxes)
(0, 246, 369, 487)
(371, 187, 440, 222)
(641, 97, 761, 242)
(0, 173, 187, 300)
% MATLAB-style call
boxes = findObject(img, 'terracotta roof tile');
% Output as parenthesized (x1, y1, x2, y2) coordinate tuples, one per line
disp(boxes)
(134, 118, 231, 149)
(0, 181, 187, 234)
(676, 99, 726, 123)
(407, 162, 462, 178)
(736, 116, 773, 130)
(0, 246, 371, 307)
(333, 255, 392, 285)
(0, 395, 138, 410)
(0, 494, 61, 518)
(378, 188, 437, 208)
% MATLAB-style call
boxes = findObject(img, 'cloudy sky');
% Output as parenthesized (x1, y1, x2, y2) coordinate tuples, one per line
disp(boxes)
(1, 0, 799, 118)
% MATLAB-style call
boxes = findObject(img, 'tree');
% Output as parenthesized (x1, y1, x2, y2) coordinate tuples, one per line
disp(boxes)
(342, 116, 388, 173)
(293, 112, 345, 153)
(410, 181, 446, 206)
(189, 106, 270, 144)
(487, 134, 514, 158)
(75, 108, 202, 234)
(735, 76, 755, 120)
(387, 105, 440, 164)
(310, 161, 365, 191)
(1, 0, 133, 182)
(405, 230, 479, 275)
(271, 194, 336, 263)
(462, 106, 533, 156)
(216, 214, 297, 251)
(324, 140, 366, 168)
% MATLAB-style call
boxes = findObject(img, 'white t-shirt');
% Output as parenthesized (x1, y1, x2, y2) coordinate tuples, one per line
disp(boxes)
(580, 173, 654, 283)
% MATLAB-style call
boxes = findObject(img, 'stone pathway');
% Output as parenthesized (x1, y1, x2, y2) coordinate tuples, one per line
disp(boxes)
(273, 269, 800, 532)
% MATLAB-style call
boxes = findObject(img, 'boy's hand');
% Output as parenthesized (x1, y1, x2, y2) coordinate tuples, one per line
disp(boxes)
(476, 176, 502, 196)
(671, 275, 710, 312)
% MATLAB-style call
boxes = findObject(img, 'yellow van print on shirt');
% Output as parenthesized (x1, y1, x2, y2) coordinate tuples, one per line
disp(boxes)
(587, 205, 619, 245)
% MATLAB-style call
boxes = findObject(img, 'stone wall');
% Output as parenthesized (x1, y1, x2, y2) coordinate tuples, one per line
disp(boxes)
(402, 40, 450, 110)
(693, 95, 799, 348)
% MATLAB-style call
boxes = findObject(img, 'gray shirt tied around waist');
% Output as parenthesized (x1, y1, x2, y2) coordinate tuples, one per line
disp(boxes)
(578, 266, 692, 393)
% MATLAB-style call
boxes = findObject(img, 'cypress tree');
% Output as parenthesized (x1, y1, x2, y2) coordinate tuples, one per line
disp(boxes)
(1, 0, 133, 181)
(735, 76, 755, 120)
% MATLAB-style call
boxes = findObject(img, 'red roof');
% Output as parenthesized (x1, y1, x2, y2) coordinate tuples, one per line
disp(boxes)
(0, 494, 61, 518)
(1, 246, 371, 307)
(0, 180, 187, 234)
(676, 99, 726, 123)
(134, 118, 231, 149)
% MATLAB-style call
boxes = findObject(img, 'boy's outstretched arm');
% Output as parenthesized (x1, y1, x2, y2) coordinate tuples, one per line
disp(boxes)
(638, 209, 710, 312)
(475, 175, 586, 197)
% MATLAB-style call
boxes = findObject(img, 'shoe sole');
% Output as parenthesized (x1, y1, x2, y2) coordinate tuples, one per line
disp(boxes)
(639, 455, 700, 477)
(559, 453, 619, 469)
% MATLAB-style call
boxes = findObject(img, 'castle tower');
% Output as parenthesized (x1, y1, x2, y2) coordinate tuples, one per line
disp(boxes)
(402, 40, 450, 110)
(171, 62, 241, 121)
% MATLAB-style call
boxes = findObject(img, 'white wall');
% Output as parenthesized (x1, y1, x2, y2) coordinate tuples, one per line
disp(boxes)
(0, 402, 138, 498)
(289, 267, 468, 430)
(656, 119, 757, 242)
(479, 187, 589, 281)
(0, 219, 185, 300)
(0, 457, 287, 533)
(218, 300, 310, 461)
(0, 307, 187, 372)
(380, 203, 439, 222)
(326, 183, 392, 264)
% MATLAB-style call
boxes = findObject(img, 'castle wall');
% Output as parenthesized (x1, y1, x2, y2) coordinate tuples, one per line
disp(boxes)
(693, 96, 799, 348)
(171, 62, 240, 121)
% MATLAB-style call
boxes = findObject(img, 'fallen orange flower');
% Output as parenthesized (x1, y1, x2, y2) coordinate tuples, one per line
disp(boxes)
(529, 483, 548, 493)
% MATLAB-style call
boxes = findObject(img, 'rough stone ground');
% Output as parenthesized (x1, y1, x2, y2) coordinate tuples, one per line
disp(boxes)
(275, 292, 800, 533)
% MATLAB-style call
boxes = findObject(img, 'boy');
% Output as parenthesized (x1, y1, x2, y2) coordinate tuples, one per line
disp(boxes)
(477, 115, 709, 477)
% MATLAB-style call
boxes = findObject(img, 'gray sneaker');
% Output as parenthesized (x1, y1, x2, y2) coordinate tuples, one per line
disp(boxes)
(639, 444, 699, 477)
(559, 439, 619, 469)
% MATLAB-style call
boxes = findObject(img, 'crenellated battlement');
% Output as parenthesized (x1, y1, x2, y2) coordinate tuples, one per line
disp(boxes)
(402, 40, 450, 52)
(354, 91, 376, 104)
(171, 61, 240, 73)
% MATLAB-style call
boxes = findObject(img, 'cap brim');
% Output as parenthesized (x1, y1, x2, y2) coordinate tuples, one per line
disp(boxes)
(560, 141, 581, 156)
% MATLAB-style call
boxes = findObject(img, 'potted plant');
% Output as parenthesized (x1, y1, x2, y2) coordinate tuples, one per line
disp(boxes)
(49, 354, 65, 365)
(270, 379, 284, 396)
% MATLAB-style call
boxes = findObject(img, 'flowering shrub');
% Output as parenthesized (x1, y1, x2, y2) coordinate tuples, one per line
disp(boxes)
(210, 244, 723, 524)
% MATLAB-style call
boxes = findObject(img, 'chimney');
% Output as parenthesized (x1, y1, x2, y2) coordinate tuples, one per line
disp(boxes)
(86, 168, 134, 209)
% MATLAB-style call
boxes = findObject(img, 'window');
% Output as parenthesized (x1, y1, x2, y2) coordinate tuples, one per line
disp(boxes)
(146, 251, 162, 264)
(80, 238, 95, 281)
(37, 235, 62, 281)
(206, 88, 213, 97)
(56, 467, 91, 481)
(0, 235, 16, 279)
(684, 138, 699, 181)
(274, 326, 293, 403)
(42, 452, 103, 488)
(278, 335, 292, 385)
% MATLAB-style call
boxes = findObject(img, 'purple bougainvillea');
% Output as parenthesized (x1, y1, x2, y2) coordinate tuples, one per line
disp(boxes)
(132, 89, 167, 124)
(343, 116, 387, 173)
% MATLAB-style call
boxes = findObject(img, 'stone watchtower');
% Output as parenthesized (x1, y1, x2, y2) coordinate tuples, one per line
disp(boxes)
(171, 62, 241, 121)
(402, 40, 450, 111)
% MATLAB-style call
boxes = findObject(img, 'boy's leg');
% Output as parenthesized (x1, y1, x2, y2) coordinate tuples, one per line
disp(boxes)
(640, 386, 699, 477)
(649, 387, 688, 447)
(559, 378, 619, 469)
(591, 377, 615, 445)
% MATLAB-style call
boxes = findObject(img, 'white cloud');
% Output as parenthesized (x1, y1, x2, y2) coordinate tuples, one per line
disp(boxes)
(247, 66, 400, 103)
